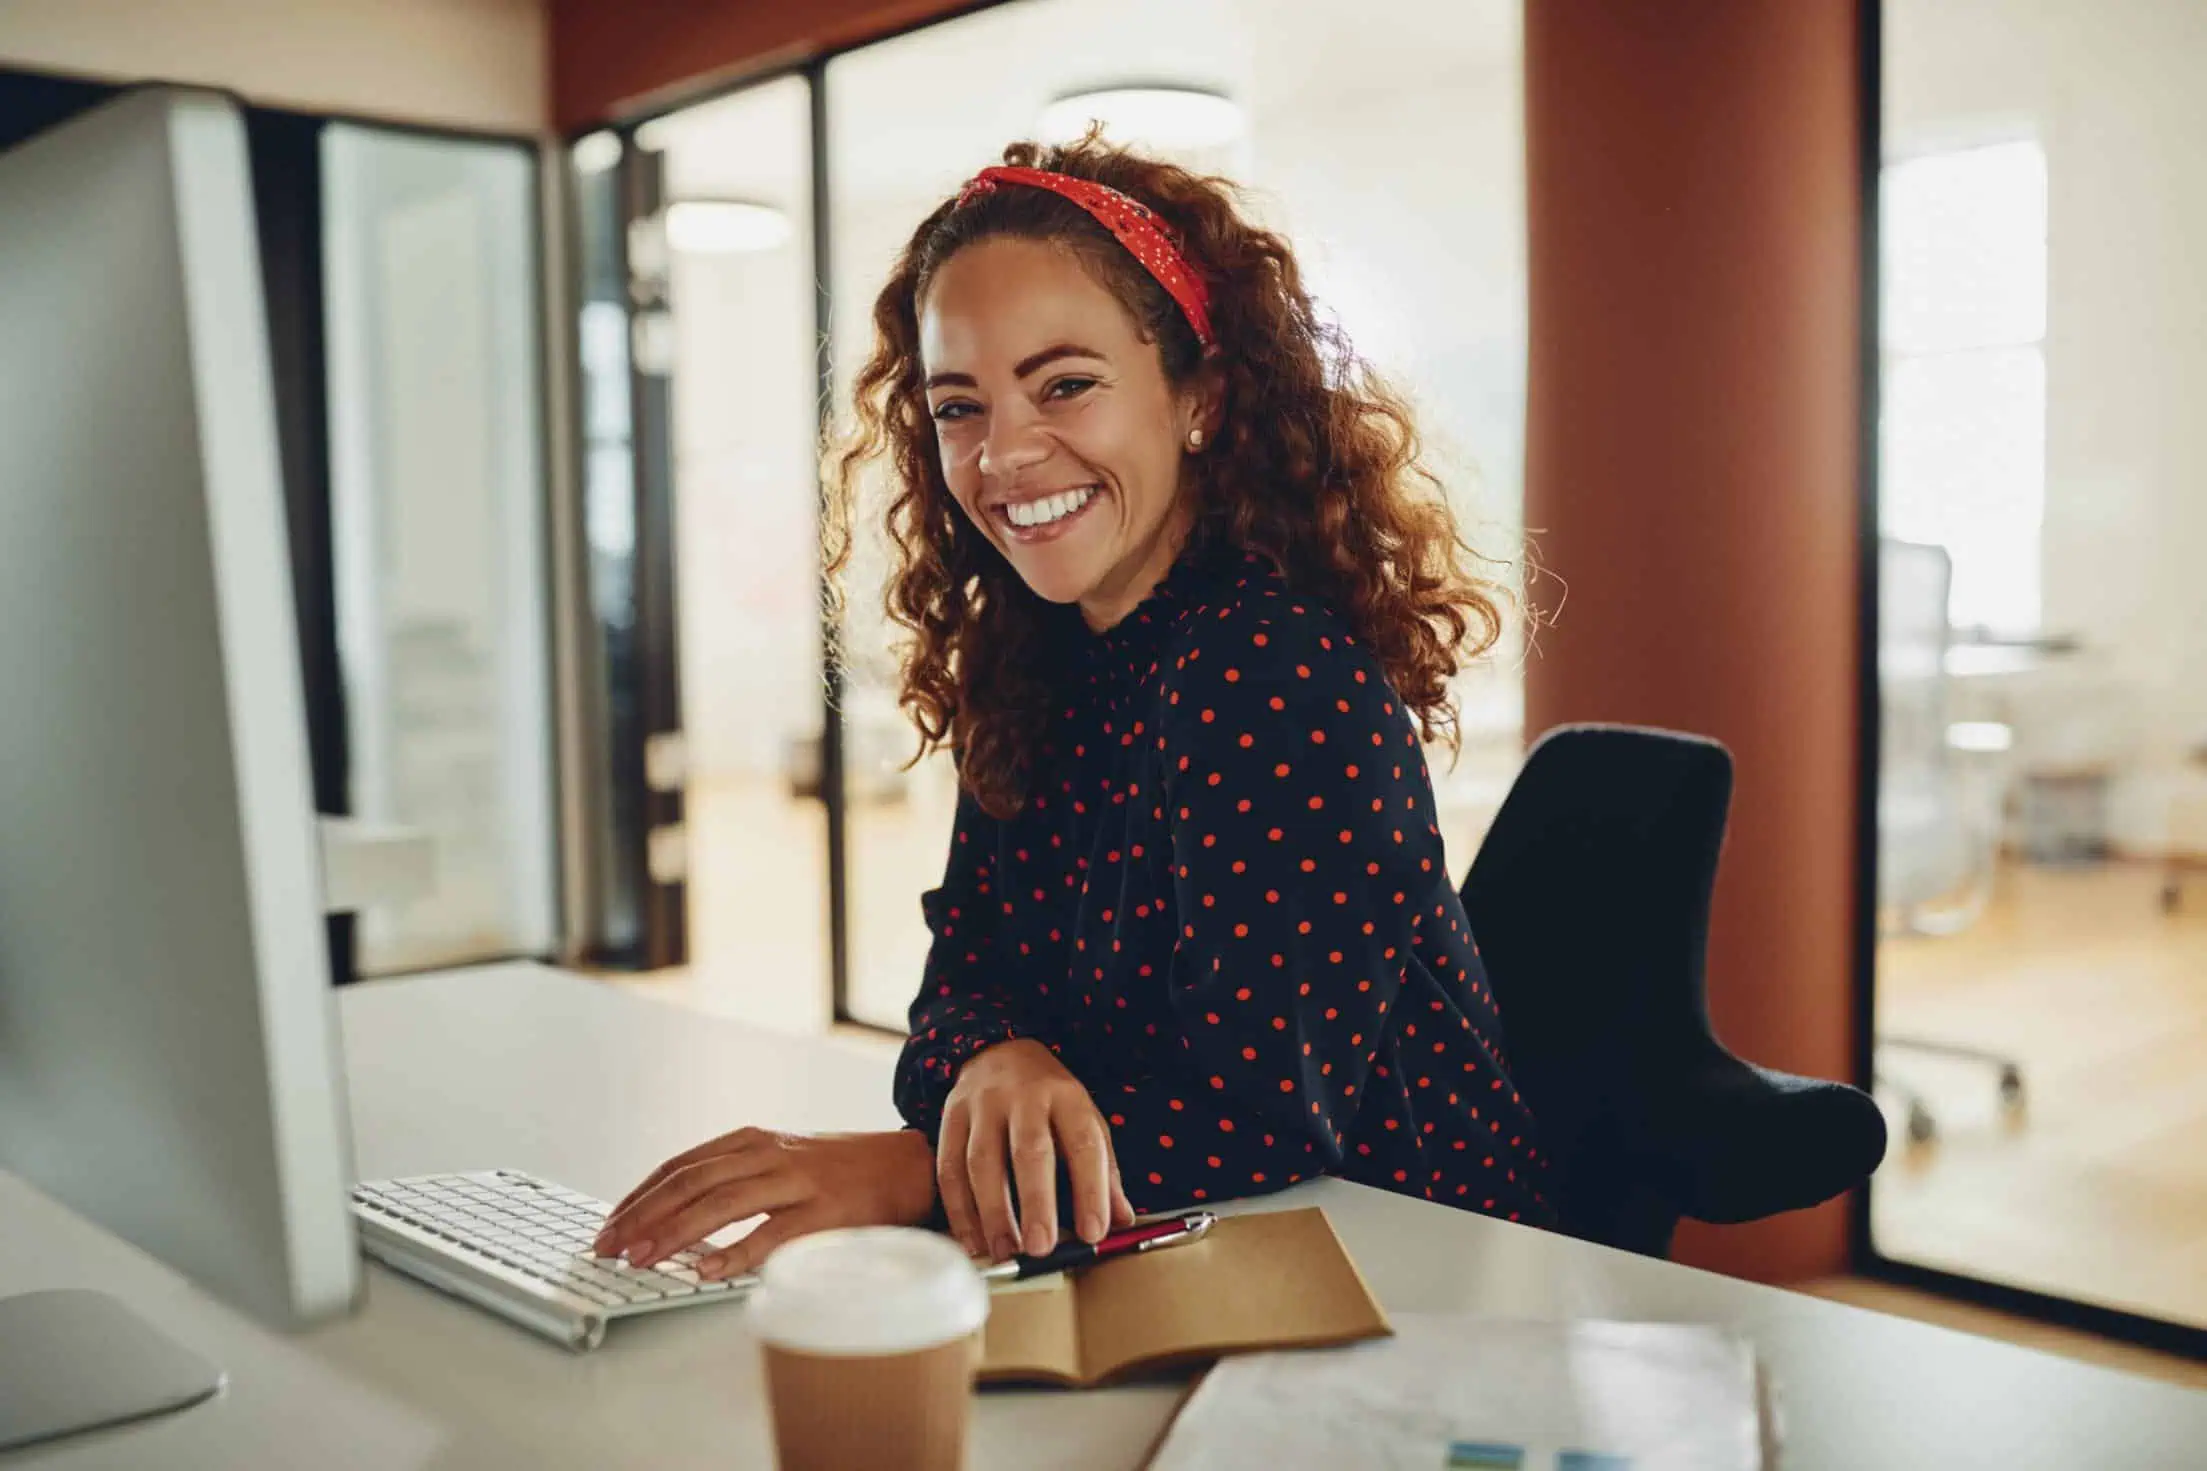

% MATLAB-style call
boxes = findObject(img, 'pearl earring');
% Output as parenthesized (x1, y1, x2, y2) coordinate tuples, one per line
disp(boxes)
(1187, 428, 1204, 449)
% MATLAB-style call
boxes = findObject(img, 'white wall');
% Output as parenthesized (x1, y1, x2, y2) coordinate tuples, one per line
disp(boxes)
(0, 0, 546, 134)
(1889, 0, 2207, 846)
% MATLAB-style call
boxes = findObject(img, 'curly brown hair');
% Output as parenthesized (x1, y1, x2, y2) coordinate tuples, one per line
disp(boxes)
(824, 133, 1505, 819)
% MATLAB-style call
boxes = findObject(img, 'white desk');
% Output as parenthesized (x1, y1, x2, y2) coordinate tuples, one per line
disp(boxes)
(4, 963, 2204, 1469)
(318, 818, 436, 914)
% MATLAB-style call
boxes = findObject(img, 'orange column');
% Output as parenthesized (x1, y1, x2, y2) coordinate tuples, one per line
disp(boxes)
(1522, 0, 1866, 1282)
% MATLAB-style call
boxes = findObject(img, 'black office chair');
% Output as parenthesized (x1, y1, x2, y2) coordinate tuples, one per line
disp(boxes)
(1461, 724, 1888, 1257)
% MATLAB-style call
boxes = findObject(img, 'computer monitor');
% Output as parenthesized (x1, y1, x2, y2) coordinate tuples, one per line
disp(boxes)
(0, 84, 360, 1442)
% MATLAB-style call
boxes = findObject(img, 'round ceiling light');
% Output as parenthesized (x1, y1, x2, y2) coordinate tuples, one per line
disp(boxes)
(571, 130, 622, 176)
(1038, 85, 1245, 152)
(663, 199, 793, 255)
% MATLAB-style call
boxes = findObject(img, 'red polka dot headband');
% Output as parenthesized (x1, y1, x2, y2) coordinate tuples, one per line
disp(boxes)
(955, 165, 1216, 350)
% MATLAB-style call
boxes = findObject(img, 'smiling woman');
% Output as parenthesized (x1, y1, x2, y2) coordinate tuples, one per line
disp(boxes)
(595, 133, 1549, 1281)
(825, 136, 1502, 823)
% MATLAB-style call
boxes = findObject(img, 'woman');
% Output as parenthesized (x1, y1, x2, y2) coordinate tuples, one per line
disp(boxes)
(594, 136, 1549, 1282)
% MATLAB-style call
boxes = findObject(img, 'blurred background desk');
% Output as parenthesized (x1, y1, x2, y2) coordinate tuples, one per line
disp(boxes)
(319, 818, 437, 915)
(4, 963, 2205, 1468)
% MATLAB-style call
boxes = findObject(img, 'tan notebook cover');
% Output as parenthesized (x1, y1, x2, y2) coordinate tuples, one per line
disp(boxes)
(979, 1208, 1390, 1388)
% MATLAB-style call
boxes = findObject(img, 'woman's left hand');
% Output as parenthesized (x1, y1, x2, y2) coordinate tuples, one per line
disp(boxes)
(591, 1127, 938, 1280)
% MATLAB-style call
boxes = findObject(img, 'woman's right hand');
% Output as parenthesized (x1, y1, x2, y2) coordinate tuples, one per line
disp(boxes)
(591, 1127, 937, 1280)
(938, 1038, 1136, 1262)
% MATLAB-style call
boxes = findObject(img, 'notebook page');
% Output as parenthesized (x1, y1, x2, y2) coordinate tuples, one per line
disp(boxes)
(1153, 1315, 1762, 1471)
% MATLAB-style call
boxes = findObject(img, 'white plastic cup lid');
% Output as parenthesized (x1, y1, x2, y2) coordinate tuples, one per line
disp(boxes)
(748, 1227, 988, 1356)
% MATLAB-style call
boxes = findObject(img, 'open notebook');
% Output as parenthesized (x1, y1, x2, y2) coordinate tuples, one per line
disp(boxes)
(979, 1207, 1390, 1387)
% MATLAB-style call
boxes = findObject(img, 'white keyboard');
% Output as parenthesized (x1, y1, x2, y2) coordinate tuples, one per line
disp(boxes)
(350, 1169, 756, 1350)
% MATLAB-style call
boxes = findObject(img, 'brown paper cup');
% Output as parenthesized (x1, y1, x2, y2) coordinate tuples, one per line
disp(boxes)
(747, 1228, 990, 1471)
(762, 1330, 981, 1471)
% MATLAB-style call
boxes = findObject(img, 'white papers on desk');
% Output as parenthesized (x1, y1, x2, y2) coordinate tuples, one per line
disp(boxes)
(1151, 1315, 1762, 1471)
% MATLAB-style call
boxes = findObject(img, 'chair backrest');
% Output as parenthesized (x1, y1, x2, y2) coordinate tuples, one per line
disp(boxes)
(1879, 538, 1953, 787)
(1459, 725, 1732, 1243)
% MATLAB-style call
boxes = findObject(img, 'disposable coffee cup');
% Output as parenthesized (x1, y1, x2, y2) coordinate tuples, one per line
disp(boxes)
(749, 1227, 989, 1471)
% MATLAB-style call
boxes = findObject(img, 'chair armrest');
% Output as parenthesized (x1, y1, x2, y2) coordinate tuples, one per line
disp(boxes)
(1628, 1049, 1888, 1226)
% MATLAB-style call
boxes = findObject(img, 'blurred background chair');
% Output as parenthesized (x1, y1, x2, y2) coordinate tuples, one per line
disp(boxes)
(1459, 724, 1887, 1257)
(1878, 539, 2007, 933)
(1874, 538, 2026, 1145)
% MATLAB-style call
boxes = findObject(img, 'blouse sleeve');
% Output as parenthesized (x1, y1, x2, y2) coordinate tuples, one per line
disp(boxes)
(1085, 618, 1445, 1209)
(893, 785, 1033, 1139)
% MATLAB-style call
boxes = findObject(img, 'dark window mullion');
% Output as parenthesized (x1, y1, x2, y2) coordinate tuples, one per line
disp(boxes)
(618, 143, 689, 971)
(810, 63, 857, 1026)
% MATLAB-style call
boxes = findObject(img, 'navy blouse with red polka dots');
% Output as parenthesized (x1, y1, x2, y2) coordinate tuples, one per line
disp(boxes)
(893, 543, 1552, 1227)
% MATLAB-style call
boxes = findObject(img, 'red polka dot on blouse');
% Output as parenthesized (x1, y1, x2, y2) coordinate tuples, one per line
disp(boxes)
(893, 543, 1552, 1229)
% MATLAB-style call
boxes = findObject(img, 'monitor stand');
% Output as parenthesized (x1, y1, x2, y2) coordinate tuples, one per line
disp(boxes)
(0, 1290, 224, 1452)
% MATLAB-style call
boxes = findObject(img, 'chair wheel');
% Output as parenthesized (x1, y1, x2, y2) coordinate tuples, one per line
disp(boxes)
(2165, 882, 2183, 914)
(1907, 1101, 1938, 1145)
(1998, 1065, 2025, 1107)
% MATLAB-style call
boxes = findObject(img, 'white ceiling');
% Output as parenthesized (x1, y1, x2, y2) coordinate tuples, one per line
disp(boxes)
(648, 0, 1519, 215)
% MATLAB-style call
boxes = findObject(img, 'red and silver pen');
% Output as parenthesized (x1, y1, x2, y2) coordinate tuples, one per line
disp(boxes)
(979, 1210, 1216, 1282)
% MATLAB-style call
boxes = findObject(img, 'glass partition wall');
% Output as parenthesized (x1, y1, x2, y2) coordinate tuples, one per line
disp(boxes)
(612, 0, 1534, 1034)
(322, 124, 559, 975)
(1869, 0, 2207, 1346)
(636, 80, 833, 1028)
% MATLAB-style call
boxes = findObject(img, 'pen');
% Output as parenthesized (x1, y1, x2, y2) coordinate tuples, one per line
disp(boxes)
(979, 1210, 1216, 1282)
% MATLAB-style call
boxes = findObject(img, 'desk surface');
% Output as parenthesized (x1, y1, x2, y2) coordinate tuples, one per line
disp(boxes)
(4, 962, 2203, 1469)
